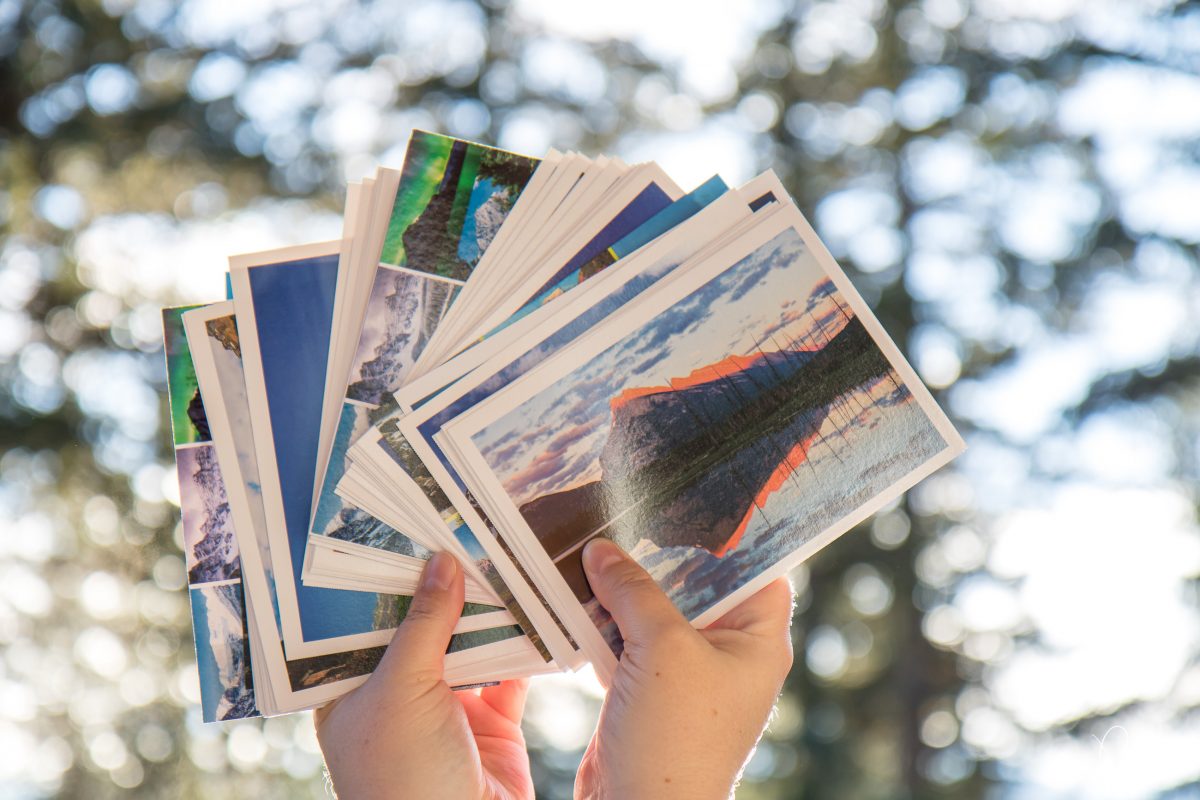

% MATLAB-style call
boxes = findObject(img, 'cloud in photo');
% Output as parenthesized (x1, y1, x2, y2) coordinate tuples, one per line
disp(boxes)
(474, 227, 842, 507)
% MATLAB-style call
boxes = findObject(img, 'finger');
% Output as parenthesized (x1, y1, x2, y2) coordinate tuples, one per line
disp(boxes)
(582, 537, 694, 648)
(574, 734, 601, 800)
(706, 577, 794, 636)
(704, 577, 795, 672)
(376, 551, 465, 681)
(479, 678, 529, 725)
(312, 698, 337, 730)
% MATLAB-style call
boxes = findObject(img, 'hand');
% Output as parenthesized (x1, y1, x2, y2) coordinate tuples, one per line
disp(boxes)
(575, 538, 794, 800)
(314, 552, 534, 800)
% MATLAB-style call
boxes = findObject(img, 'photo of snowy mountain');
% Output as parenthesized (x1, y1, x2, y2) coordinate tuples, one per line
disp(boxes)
(177, 444, 242, 584)
(345, 267, 459, 406)
(190, 583, 256, 722)
(312, 402, 432, 557)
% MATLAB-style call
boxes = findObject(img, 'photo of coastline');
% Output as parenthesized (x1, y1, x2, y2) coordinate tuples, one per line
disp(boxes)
(473, 227, 951, 656)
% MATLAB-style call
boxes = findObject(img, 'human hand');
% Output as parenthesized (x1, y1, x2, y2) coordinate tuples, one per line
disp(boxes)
(575, 538, 794, 800)
(314, 552, 534, 800)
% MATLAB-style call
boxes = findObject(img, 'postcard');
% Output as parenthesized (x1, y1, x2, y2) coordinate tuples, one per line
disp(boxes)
(186, 308, 279, 621)
(440, 202, 965, 681)
(309, 132, 542, 567)
(163, 305, 258, 722)
(184, 301, 540, 712)
(185, 299, 398, 713)
(190, 583, 256, 721)
(338, 175, 730, 663)
(311, 157, 684, 652)
(387, 182, 782, 665)
(227, 244, 521, 661)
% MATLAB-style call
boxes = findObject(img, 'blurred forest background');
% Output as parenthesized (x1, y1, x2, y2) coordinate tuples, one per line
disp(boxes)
(2, 0, 1199, 797)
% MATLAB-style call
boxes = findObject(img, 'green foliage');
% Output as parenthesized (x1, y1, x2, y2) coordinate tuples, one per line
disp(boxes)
(478, 147, 541, 193)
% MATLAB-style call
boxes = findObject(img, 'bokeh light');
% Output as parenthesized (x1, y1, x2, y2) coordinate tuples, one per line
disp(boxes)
(2, 0, 1198, 797)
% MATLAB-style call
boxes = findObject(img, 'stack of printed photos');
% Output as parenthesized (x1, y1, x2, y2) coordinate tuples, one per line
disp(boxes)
(163, 131, 965, 721)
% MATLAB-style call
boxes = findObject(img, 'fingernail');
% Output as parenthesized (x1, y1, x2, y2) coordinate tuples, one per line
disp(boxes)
(422, 551, 457, 592)
(583, 538, 623, 575)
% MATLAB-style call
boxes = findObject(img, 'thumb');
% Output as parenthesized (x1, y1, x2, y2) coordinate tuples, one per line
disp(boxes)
(376, 551, 464, 681)
(582, 537, 693, 649)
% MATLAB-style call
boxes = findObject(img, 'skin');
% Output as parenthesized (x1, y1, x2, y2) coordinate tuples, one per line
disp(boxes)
(574, 539, 795, 800)
(315, 542, 794, 800)
(314, 552, 534, 800)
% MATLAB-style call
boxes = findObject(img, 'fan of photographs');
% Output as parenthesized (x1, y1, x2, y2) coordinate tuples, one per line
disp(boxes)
(163, 131, 965, 721)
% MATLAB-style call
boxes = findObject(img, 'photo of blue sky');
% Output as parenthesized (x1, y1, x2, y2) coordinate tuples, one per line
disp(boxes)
(247, 253, 387, 643)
